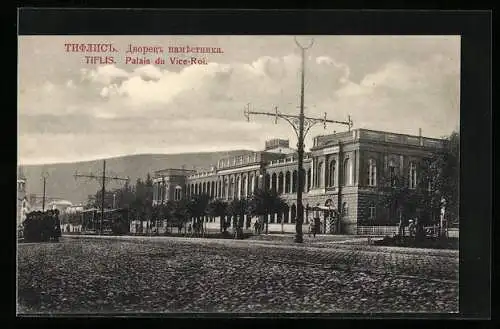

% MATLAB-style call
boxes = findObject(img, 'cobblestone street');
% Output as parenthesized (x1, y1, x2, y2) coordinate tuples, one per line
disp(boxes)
(17, 236, 458, 314)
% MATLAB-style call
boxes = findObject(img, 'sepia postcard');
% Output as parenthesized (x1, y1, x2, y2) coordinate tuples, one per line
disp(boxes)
(17, 30, 463, 316)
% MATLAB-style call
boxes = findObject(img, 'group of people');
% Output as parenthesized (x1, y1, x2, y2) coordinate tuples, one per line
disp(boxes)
(398, 217, 447, 238)
(187, 221, 204, 236)
(308, 204, 328, 238)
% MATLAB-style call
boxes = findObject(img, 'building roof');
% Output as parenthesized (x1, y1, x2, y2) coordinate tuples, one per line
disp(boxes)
(48, 200, 73, 206)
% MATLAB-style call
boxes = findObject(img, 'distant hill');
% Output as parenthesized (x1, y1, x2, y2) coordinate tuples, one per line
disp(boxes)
(18, 151, 251, 204)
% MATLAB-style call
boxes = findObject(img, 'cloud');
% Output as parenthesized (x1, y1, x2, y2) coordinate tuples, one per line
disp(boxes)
(80, 65, 130, 85)
(18, 45, 460, 164)
(330, 55, 460, 134)
(133, 65, 163, 81)
(66, 80, 75, 89)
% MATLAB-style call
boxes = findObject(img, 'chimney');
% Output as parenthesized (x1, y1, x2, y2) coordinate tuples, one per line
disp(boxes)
(419, 128, 422, 137)
(419, 128, 423, 146)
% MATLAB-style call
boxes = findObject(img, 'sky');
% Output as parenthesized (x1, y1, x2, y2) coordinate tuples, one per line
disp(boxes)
(18, 35, 460, 165)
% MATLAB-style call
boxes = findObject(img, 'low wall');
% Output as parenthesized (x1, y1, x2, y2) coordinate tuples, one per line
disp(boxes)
(266, 224, 309, 234)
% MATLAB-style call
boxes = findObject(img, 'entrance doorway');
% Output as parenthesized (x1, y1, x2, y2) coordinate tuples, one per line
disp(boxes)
(324, 199, 338, 234)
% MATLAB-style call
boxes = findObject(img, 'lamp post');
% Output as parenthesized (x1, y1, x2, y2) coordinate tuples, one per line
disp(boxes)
(41, 171, 49, 212)
(244, 37, 353, 243)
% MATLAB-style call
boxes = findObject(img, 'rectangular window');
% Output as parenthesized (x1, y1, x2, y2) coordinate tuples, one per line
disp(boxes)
(369, 206, 376, 219)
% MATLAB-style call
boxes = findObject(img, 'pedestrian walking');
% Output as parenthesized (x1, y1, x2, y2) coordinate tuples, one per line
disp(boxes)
(408, 220, 415, 238)
(398, 217, 406, 238)
(308, 220, 315, 237)
(312, 204, 321, 238)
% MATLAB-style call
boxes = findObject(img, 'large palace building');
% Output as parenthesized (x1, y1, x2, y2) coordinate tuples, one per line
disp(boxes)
(151, 128, 446, 234)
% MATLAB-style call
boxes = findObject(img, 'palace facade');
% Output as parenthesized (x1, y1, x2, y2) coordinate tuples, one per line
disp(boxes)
(151, 129, 446, 234)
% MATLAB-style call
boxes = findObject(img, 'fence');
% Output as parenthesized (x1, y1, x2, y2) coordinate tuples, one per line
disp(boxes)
(357, 226, 399, 236)
(357, 225, 459, 238)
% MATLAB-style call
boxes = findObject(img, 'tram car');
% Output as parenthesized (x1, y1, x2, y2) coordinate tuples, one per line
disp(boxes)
(23, 209, 62, 242)
(81, 208, 129, 235)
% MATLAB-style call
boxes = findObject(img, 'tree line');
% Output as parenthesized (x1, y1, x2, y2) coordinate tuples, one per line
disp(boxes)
(84, 176, 287, 238)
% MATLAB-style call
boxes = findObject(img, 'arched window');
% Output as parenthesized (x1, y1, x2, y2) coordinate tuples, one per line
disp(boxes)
(174, 186, 182, 201)
(343, 158, 352, 186)
(292, 170, 297, 193)
(291, 204, 297, 224)
(229, 177, 234, 198)
(271, 173, 277, 192)
(368, 159, 377, 187)
(278, 172, 284, 194)
(329, 160, 336, 187)
(223, 179, 228, 198)
(342, 202, 348, 217)
(409, 162, 417, 189)
(285, 171, 291, 193)
(317, 162, 324, 187)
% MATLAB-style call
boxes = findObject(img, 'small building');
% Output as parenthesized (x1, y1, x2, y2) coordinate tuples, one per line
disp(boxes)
(17, 177, 29, 227)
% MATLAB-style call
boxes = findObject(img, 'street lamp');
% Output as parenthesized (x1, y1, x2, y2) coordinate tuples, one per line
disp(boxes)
(293, 36, 314, 243)
(41, 171, 49, 212)
(243, 37, 353, 243)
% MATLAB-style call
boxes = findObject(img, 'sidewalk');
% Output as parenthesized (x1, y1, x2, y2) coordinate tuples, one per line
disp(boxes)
(63, 233, 457, 257)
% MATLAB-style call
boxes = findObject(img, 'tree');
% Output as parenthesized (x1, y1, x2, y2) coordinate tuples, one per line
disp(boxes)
(227, 198, 248, 239)
(158, 201, 176, 233)
(131, 178, 146, 232)
(128, 175, 154, 234)
(277, 198, 289, 233)
(378, 170, 428, 238)
(172, 199, 191, 234)
(188, 193, 211, 236)
(378, 131, 459, 240)
(432, 131, 459, 226)
(116, 180, 135, 210)
(248, 188, 286, 234)
(207, 199, 228, 233)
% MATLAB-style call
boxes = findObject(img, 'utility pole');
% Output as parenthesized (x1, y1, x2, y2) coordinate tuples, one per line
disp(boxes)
(244, 37, 353, 243)
(41, 171, 49, 212)
(74, 160, 129, 234)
